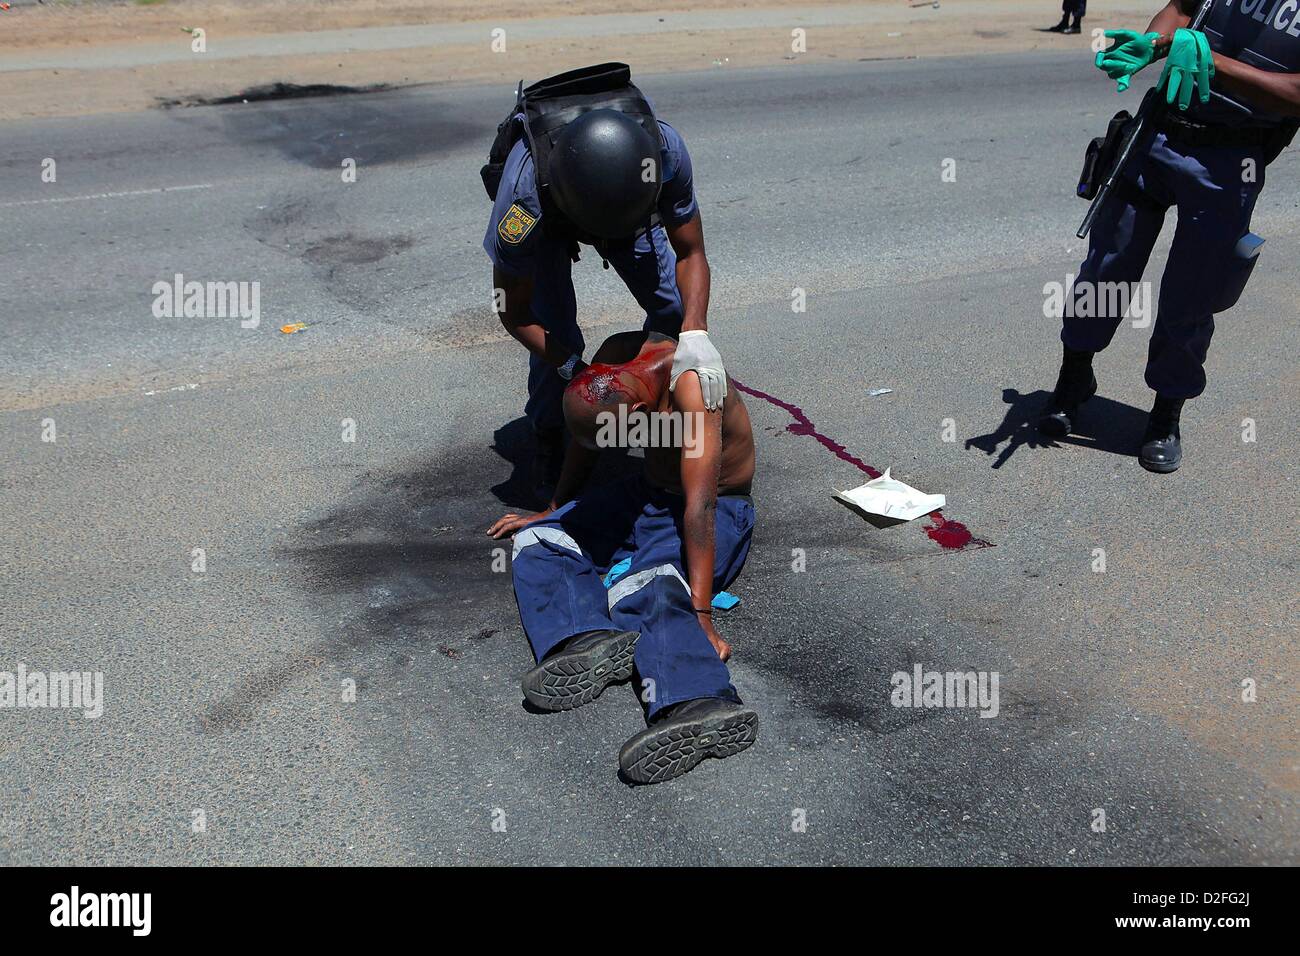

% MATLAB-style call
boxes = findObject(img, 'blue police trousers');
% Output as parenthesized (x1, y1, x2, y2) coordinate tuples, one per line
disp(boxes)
(510, 475, 753, 719)
(1063, 131, 1265, 399)
(525, 226, 684, 433)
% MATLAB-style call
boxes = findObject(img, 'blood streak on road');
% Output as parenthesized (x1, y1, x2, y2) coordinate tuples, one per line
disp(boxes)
(730, 379, 993, 551)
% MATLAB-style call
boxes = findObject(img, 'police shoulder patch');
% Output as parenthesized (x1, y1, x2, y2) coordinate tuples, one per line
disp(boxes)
(498, 203, 538, 245)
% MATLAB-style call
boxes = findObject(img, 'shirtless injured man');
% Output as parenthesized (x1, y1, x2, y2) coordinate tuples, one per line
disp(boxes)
(488, 330, 758, 784)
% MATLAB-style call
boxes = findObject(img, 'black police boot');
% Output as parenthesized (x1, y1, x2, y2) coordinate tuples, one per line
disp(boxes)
(1063, 17, 1083, 34)
(531, 425, 564, 505)
(520, 629, 640, 711)
(1038, 347, 1097, 438)
(619, 697, 758, 785)
(1047, 15, 1069, 32)
(1139, 395, 1184, 473)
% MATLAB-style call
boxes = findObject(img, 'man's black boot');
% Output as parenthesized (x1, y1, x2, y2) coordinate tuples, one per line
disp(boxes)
(1063, 17, 1083, 34)
(520, 629, 640, 711)
(1038, 347, 1097, 437)
(1139, 395, 1184, 473)
(1047, 15, 1070, 32)
(531, 425, 565, 504)
(619, 697, 758, 785)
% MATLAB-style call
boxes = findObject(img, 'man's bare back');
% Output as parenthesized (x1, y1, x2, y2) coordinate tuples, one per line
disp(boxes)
(582, 331, 755, 494)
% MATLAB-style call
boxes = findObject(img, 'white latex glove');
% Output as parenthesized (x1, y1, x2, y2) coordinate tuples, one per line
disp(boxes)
(670, 330, 727, 412)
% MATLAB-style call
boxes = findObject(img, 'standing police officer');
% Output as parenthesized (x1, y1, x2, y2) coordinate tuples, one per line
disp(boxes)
(483, 64, 724, 498)
(1048, 1, 1087, 34)
(1040, 0, 1300, 472)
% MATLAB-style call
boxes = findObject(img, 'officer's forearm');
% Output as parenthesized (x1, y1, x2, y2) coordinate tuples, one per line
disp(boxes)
(493, 266, 573, 366)
(676, 250, 711, 333)
(1211, 56, 1300, 116)
(667, 214, 712, 333)
(1145, 1, 1300, 116)
(1147, 1, 1191, 39)
(503, 317, 574, 366)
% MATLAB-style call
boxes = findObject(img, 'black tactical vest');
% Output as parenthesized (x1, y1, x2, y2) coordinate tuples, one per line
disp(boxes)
(480, 63, 662, 247)
(1196, 0, 1300, 129)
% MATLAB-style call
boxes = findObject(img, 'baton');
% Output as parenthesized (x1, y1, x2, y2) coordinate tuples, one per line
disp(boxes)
(1077, 0, 1216, 239)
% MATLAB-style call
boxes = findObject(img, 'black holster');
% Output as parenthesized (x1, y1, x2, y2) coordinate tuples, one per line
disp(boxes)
(1077, 108, 1136, 200)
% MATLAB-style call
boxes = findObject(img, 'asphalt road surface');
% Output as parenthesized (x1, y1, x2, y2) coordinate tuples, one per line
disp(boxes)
(2, 51, 1296, 865)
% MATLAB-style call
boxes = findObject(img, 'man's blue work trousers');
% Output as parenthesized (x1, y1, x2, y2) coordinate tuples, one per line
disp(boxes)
(510, 475, 753, 719)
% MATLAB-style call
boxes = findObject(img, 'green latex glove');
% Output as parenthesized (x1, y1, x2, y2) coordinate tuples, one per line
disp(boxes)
(1158, 28, 1214, 111)
(1096, 30, 1160, 93)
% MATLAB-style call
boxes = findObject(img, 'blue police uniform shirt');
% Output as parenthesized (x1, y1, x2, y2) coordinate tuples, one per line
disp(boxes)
(1194, 0, 1300, 127)
(484, 120, 698, 276)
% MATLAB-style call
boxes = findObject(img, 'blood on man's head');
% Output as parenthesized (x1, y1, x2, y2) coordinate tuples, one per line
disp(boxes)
(563, 365, 640, 449)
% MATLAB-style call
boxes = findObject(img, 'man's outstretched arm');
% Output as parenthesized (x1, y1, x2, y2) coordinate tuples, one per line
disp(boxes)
(674, 370, 730, 659)
(486, 437, 598, 540)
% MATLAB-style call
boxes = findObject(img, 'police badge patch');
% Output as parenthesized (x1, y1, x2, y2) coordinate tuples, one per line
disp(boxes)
(498, 203, 538, 245)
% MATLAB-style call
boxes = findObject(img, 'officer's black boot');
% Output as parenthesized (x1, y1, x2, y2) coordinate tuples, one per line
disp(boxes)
(1047, 14, 1070, 32)
(531, 425, 565, 505)
(1063, 16, 1083, 34)
(1038, 346, 1097, 438)
(1139, 395, 1184, 473)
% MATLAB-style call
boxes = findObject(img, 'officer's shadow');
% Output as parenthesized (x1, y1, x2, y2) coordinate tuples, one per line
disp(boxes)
(489, 417, 542, 509)
(965, 388, 1149, 469)
(490, 416, 643, 509)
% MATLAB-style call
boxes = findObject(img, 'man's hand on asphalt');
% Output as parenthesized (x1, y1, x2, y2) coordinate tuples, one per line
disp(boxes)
(671, 330, 727, 411)
(487, 508, 553, 539)
(1096, 29, 1161, 92)
(699, 613, 732, 662)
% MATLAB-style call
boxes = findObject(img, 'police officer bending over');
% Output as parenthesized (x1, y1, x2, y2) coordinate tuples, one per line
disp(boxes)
(1041, 0, 1300, 472)
(482, 64, 725, 498)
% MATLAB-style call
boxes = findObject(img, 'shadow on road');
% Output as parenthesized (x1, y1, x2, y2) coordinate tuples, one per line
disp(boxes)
(965, 387, 1148, 469)
(205, 421, 654, 732)
(489, 417, 540, 510)
(490, 416, 643, 510)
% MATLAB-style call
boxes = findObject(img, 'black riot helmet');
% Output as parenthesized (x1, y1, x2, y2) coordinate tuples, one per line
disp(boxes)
(547, 109, 662, 240)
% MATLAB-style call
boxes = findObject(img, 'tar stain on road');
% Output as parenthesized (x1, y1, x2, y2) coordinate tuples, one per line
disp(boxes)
(302, 233, 415, 268)
(159, 82, 393, 110)
(199, 430, 532, 732)
(210, 92, 486, 169)
(246, 197, 418, 310)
